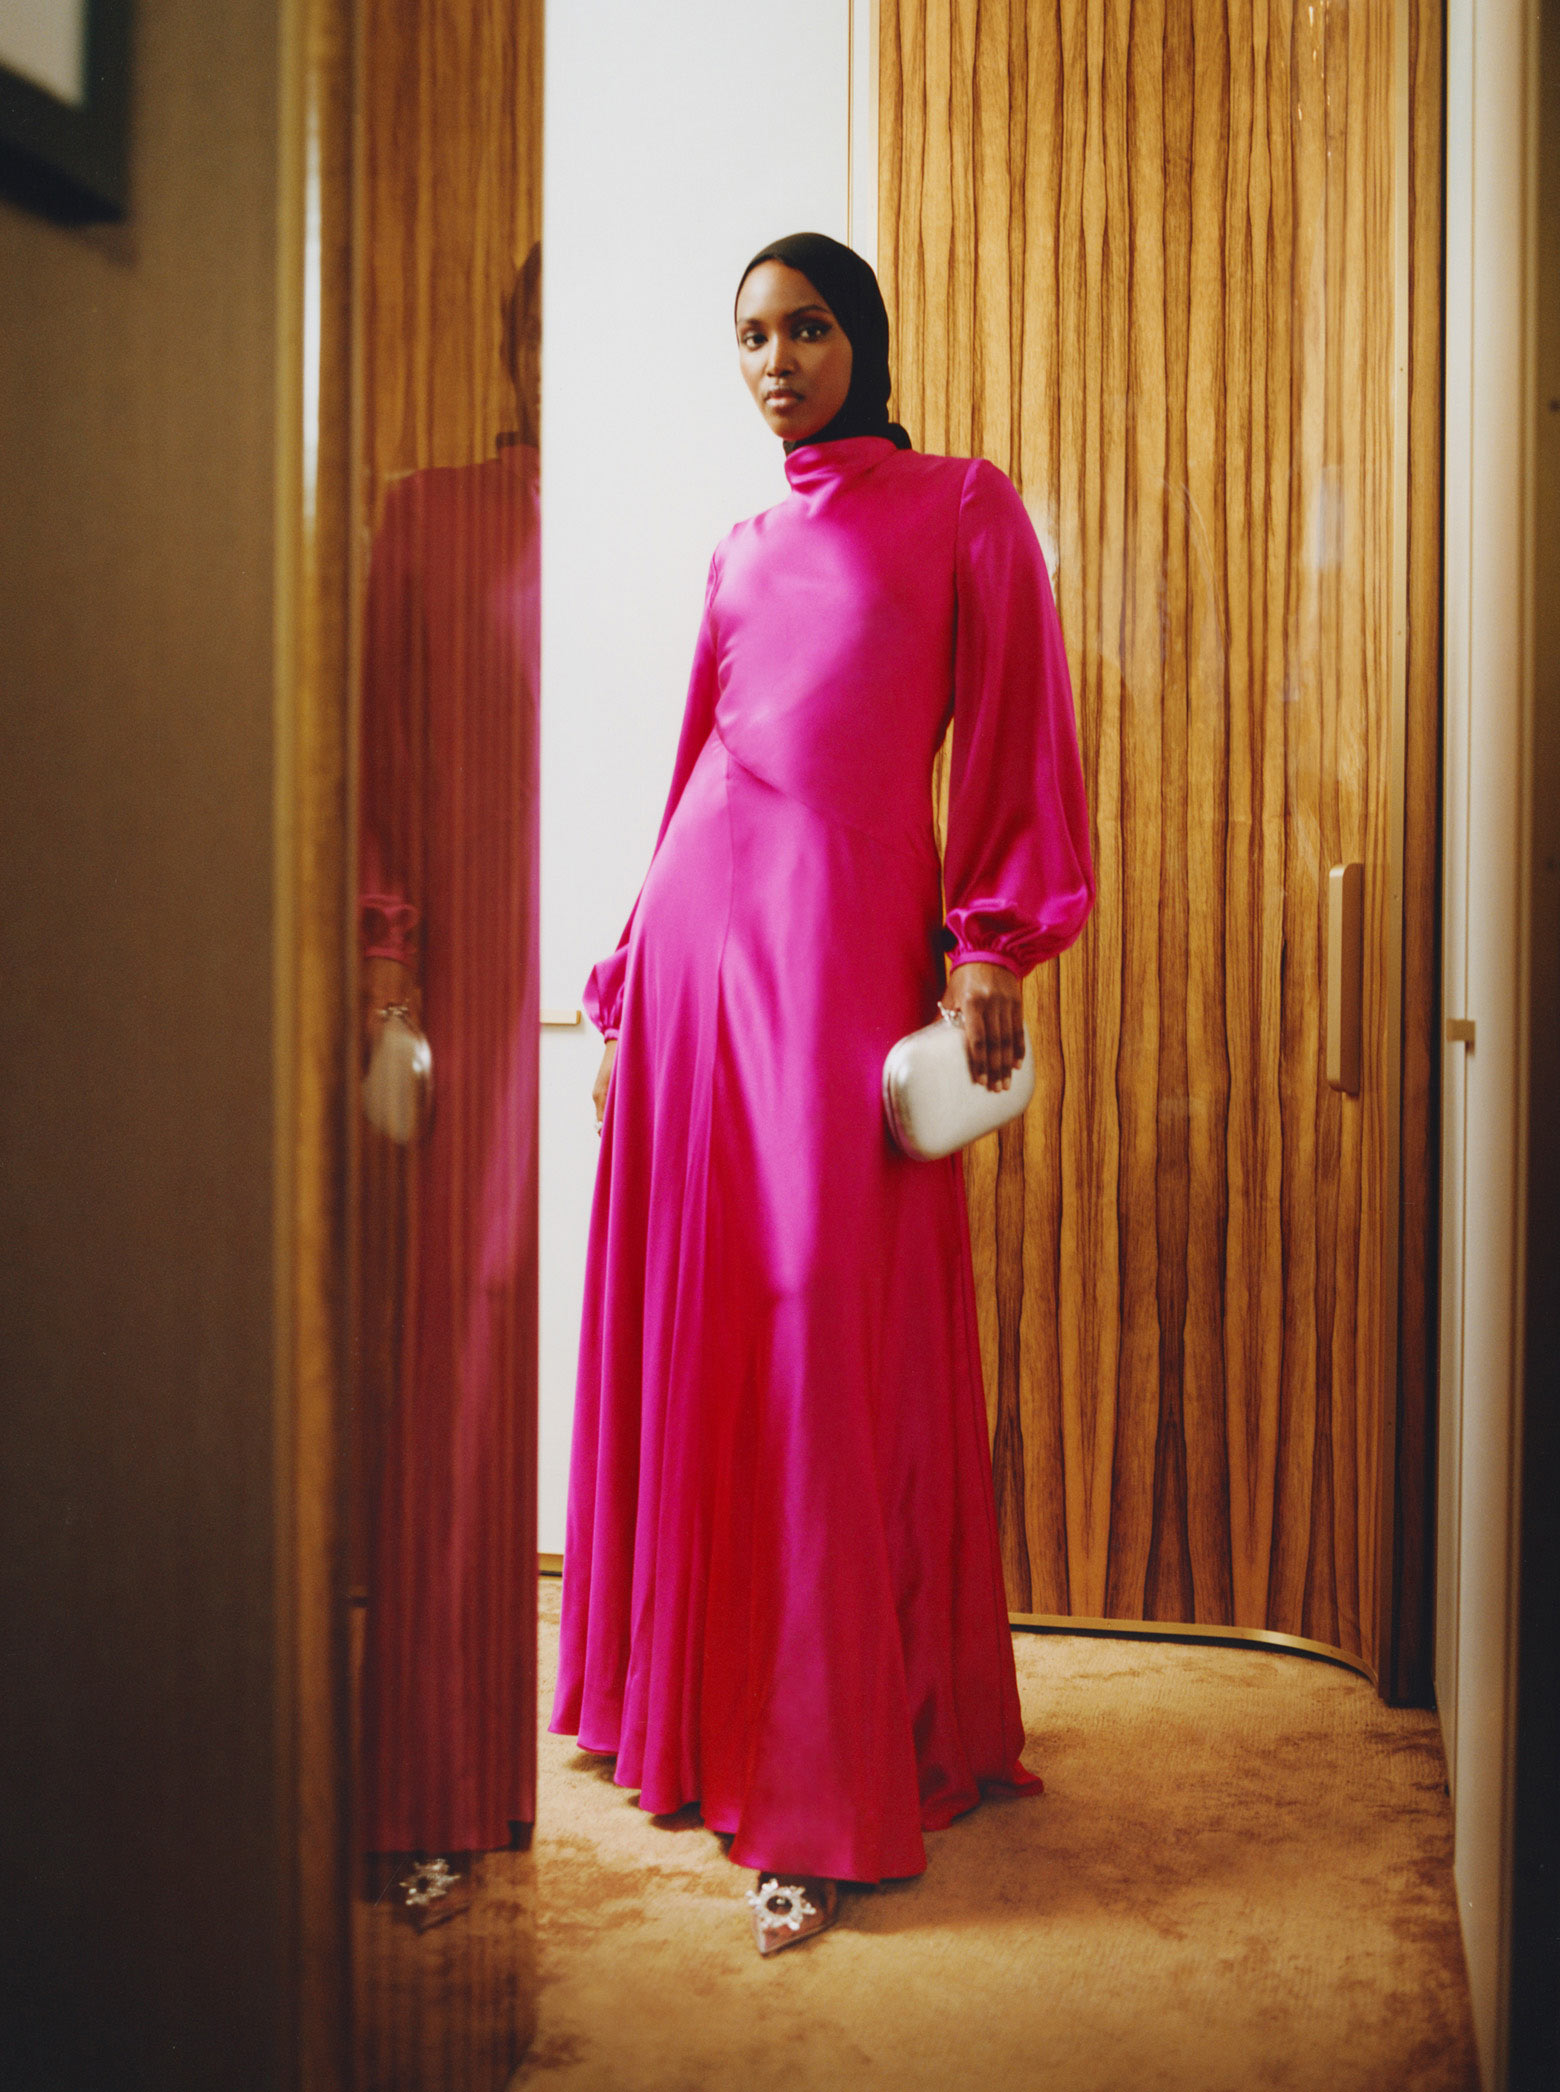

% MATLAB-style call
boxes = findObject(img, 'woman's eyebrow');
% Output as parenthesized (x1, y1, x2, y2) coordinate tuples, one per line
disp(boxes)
(736, 301, 836, 328)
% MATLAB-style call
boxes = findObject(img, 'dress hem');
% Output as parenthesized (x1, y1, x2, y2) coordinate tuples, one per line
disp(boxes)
(549, 1717, 1044, 1880)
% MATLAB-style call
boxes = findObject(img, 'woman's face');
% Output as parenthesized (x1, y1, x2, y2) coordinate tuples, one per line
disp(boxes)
(510, 297, 541, 446)
(736, 262, 853, 443)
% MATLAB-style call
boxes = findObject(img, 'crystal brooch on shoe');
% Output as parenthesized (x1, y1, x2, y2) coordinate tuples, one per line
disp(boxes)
(746, 1879, 818, 1934)
(400, 1856, 457, 1909)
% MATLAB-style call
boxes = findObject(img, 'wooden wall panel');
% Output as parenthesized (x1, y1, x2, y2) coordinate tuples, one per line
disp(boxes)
(883, 0, 1435, 1675)
(359, 0, 544, 518)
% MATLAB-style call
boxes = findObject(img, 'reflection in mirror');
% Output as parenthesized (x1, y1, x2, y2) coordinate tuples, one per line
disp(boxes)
(350, 4, 543, 2082)
(356, 242, 540, 1860)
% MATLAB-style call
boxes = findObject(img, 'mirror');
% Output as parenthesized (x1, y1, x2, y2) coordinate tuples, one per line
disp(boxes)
(349, 5, 543, 2084)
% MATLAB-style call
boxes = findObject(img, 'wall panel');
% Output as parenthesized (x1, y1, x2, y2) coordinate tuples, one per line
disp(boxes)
(882, 0, 1437, 1674)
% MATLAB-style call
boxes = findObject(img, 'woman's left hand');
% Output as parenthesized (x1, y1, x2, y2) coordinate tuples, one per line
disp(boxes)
(942, 961, 1026, 1091)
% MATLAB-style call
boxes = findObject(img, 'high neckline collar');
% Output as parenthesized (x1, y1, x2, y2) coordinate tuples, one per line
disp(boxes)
(782, 433, 900, 498)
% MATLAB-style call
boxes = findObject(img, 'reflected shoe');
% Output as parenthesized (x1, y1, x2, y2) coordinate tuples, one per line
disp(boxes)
(746, 1875, 840, 1957)
(390, 1853, 475, 1931)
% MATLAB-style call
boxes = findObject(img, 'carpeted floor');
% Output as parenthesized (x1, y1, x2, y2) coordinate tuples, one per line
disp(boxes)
(514, 1579, 1478, 2092)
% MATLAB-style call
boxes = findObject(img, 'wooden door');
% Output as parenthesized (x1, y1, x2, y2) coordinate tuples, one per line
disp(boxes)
(880, 0, 1442, 1682)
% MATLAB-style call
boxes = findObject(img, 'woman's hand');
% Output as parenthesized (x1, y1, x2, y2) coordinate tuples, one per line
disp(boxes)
(361, 955, 418, 1069)
(942, 961, 1025, 1091)
(592, 1040, 618, 1132)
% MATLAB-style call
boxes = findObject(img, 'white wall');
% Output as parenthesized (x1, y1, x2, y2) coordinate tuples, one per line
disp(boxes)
(1438, 2, 1536, 2084)
(538, 0, 859, 1551)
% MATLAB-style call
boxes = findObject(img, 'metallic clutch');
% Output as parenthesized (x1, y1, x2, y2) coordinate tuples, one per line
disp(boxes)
(363, 1006, 433, 1144)
(882, 1009, 1035, 1160)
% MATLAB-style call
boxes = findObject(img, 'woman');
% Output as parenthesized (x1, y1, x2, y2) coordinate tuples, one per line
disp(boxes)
(357, 249, 541, 1863)
(551, 233, 1094, 1954)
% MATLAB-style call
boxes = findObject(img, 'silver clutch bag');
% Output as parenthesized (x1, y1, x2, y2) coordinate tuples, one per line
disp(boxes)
(882, 1010, 1035, 1160)
(363, 1006, 433, 1144)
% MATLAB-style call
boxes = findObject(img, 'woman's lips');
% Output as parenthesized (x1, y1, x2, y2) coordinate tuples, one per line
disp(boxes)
(765, 389, 801, 408)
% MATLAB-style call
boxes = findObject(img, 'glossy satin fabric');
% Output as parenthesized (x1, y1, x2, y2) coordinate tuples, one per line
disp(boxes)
(552, 436, 1093, 1882)
(357, 441, 539, 1852)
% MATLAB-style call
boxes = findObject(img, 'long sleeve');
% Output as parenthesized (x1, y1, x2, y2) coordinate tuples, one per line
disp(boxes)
(582, 550, 724, 1039)
(359, 476, 426, 967)
(943, 459, 1094, 976)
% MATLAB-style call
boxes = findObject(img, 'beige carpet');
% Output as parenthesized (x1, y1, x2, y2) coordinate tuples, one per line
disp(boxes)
(513, 1579, 1478, 2092)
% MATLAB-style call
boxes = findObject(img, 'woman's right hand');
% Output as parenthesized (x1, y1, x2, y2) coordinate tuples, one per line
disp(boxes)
(592, 1040, 618, 1132)
(942, 960, 1025, 1090)
(361, 955, 417, 1068)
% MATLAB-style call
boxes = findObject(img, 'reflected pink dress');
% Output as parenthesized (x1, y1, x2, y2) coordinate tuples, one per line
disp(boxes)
(551, 435, 1093, 1882)
(357, 442, 539, 1852)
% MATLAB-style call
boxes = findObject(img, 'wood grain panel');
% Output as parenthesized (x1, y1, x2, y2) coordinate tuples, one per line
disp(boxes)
(359, 0, 544, 517)
(882, 0, 1437, 1674)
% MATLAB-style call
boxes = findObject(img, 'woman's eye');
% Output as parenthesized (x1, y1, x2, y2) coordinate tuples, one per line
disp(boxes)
(796, 322, 829, 341)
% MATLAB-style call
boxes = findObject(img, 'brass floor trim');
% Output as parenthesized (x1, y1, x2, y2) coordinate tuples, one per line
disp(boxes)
(539, 1552, 1371, 1679)
(1007, 1611, 1376, 1682)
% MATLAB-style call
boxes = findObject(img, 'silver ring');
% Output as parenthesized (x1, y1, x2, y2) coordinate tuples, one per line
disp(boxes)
(937, 1004, 965, 1028)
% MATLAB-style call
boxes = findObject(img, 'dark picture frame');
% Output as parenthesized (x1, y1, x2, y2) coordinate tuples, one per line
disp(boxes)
(0, 0, 131, 222)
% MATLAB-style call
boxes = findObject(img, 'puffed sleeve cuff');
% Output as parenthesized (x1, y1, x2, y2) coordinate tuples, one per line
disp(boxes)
(947, 946, 1023, 977)
(942, 459, 1096, 979)
(360, 894, 420, 964)
(943, 888, 1094, 980)
(582, 948, 627, 1041)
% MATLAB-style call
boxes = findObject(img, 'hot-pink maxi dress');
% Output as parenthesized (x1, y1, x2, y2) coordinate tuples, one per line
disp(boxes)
(551, 434, 1094, 1884)
(357, 442, 539, 1853)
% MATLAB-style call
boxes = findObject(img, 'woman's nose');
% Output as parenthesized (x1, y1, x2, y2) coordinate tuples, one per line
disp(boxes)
(764, 336, 795, 374)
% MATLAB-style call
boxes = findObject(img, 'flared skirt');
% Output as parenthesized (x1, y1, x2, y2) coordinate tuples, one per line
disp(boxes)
(550, 731, 1038, 1881)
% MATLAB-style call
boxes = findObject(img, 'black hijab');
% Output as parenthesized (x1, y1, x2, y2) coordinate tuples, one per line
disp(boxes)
(737, 231, 912, 452)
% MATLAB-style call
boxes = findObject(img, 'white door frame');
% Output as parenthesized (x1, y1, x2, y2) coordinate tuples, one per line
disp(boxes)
(1437, 1, 1537, 2084)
